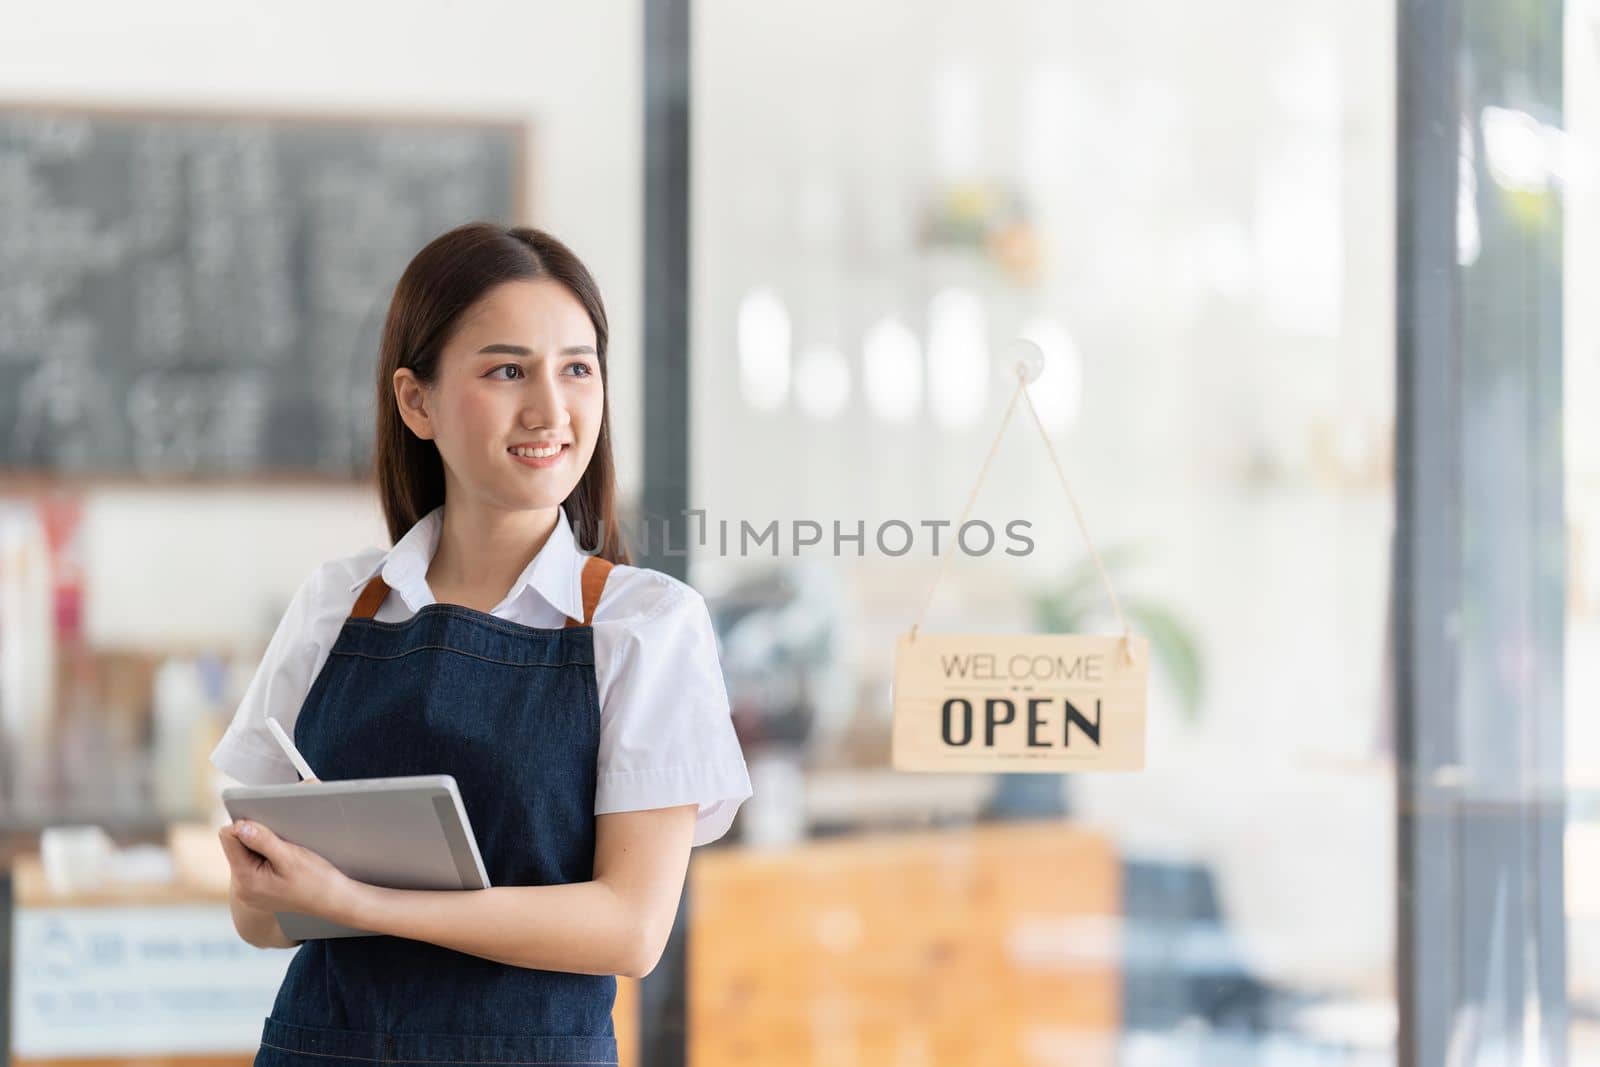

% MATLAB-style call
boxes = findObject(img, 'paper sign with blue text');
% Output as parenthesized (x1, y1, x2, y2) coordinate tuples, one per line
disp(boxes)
(892, 632, 1148, 772)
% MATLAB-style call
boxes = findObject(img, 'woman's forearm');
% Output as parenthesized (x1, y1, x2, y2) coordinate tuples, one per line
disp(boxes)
(336, 879, 648, 978)
(230, 886, 301, 949)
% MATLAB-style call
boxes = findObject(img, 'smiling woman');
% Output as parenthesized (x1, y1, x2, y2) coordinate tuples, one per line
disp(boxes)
(209, 223, 752, 1067)
(376, 225, 625, 564)
(389, 273, 605, 560)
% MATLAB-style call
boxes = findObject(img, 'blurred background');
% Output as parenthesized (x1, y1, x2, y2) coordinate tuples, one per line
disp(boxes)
(0, 0, 1591, 1064)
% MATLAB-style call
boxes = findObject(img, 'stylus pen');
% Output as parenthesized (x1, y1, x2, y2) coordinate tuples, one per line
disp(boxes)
(266, 717, 319, 781)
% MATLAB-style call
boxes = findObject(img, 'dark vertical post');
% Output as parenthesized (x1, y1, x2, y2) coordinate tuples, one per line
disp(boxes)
(640, 0, 692, 1064)
(1395, 4, 1462, 1064)
(1395, 0, 1568, 1064)
(1, 871, 10, 1067)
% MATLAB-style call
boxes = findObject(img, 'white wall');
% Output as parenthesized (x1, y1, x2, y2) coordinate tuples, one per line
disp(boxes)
(689, 0, 1398, 991)
(690, 0, 1396, 762)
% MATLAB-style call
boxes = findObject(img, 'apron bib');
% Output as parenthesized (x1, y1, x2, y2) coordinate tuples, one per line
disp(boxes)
(253, 554, 619, 1067)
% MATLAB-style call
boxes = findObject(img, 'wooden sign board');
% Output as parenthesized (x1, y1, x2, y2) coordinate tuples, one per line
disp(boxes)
(892, 632, 1148, 772)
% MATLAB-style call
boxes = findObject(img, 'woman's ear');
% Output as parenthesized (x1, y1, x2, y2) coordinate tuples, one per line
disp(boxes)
(393, 369, 435, 441)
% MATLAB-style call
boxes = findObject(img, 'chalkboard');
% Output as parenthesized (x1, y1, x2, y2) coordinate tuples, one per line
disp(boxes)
(0, 103, 527, 478)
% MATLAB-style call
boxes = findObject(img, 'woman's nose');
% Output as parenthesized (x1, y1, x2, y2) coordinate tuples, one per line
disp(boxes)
(518, 367, 570, 429)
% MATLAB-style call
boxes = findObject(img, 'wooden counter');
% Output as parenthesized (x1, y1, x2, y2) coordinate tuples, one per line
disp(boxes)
(8, 821, 1116, 1066)
(687, 821, 1120, 1066)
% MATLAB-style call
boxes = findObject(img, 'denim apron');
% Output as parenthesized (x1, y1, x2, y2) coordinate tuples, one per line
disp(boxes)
(253, 553, 619, 1067)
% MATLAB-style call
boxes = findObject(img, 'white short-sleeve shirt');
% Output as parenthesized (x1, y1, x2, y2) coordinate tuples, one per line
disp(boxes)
(208, 503, 753, 847)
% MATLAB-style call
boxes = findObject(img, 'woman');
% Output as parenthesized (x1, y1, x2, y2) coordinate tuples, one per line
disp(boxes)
(209, 223, 753, 1066)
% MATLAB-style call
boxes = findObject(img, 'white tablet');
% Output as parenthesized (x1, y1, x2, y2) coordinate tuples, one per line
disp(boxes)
(221, 774, 491, 941)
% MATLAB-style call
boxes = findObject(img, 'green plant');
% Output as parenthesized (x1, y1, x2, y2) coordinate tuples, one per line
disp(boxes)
(1029, 542, 1204, 723)
(980, 540, 1206, 820)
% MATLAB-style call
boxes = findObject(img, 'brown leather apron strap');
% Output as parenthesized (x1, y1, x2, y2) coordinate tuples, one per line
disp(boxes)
(564, 555, 613, 628)
(350, 574, 391, 620)
(349, 555, 612, 625)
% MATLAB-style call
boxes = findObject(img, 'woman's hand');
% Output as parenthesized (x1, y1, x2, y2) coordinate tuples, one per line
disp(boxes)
(218, 811, 354, 924)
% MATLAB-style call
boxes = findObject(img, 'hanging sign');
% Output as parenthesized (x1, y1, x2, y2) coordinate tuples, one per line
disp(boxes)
(891, 341, 1150, 773)
(892, 631, 1147, 772)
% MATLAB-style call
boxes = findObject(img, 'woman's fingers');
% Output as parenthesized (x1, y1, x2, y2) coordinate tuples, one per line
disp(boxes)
(218, 822, 280, 908)
(234, 820, 285, 862)
(218, 823, 248, 862)
(218, 826, 257, 893)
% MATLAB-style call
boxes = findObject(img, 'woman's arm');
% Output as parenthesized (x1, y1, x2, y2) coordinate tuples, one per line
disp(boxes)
(333, 804, 698, 978)
(229, 884, 302, 949)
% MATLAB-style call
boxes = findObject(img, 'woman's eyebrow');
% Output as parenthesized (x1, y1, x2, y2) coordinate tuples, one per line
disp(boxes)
(477, 343, 597, 357)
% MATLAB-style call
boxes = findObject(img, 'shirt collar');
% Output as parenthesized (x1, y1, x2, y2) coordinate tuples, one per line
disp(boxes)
(348, 504, 586, 621)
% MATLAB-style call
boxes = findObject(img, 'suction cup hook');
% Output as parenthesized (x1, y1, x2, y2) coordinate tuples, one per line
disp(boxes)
(1007, 337, 1045, 385)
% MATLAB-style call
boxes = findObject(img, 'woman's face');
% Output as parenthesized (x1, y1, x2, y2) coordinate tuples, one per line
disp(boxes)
(394, 278, 603, 511)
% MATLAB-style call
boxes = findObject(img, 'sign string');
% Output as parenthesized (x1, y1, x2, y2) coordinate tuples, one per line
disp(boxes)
(908, 360, 1136, 668)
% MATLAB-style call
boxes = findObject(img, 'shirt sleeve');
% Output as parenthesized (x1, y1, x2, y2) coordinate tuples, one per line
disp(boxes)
(208, 566, 330, 786)
(595, 582, 753, 846)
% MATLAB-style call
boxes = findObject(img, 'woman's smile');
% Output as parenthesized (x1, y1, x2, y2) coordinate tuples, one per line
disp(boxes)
(507, 442, 570, 468)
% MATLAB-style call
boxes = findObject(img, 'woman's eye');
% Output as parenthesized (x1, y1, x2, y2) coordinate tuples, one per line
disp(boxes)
(489, 364, 523, 380)
(566, 362, 594, 378)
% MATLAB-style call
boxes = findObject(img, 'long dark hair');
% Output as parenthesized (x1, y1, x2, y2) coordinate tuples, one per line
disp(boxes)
(372, 222, 631, 564)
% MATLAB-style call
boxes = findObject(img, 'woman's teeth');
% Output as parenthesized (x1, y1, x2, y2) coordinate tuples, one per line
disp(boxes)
(510, 445, 563, 458)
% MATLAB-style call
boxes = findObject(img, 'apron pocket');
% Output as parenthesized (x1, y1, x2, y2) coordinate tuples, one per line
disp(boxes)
(258, 1015, 385, 1063)
(259, 1015, 618, 1066)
